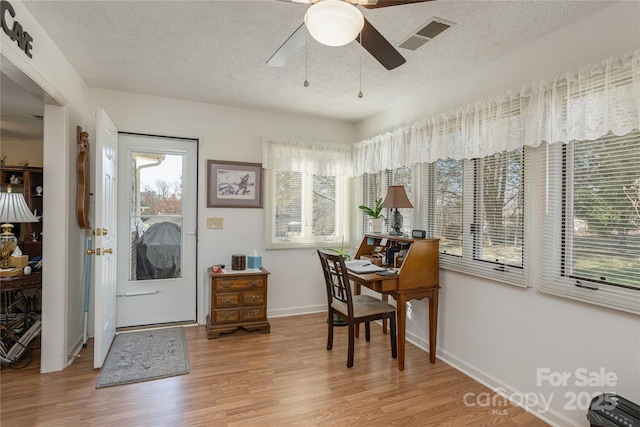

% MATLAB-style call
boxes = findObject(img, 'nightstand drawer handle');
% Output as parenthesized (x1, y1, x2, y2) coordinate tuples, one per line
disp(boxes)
(220, 282, 233, 288)
(222, 312, 234, 319)
(221, 297, 233, 303)
(248, 281, 260, 287)
(250, 295, 260, 302)
(247, 310, 259, 317)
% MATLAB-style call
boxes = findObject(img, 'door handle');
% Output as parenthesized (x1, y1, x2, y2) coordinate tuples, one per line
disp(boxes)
(93, 228, 108, 236)
(87, 248, 112, 255)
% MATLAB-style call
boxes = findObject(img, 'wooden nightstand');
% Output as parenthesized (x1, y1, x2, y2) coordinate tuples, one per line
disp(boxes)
(206, 268, 270, 339)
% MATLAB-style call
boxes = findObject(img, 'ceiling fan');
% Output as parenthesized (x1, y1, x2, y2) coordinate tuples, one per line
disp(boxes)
(267, 0, 432, 70)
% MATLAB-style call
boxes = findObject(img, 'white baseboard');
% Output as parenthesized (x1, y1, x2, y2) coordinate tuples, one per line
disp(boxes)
(66, 334, 85, 366)
(267, 305, 325, 318)
(402, 329, 578, 427)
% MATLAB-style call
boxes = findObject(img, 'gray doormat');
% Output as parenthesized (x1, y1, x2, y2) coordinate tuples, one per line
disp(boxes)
(96, 327, 190, 388)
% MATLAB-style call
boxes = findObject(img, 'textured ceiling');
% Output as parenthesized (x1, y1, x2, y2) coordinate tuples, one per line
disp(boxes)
(13, 1, 616, 124)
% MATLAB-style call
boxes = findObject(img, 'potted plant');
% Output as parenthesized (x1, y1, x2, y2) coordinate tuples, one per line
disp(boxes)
(359, 197, 385, 233)
(315, 235, 353, 260)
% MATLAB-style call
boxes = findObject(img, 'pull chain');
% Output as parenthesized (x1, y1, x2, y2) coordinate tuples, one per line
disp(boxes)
(304, 28, 309, 87)
(358, 32, 363, 98)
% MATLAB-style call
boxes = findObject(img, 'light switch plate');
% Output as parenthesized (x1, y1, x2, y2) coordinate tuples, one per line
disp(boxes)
(207, 217, 223, 229)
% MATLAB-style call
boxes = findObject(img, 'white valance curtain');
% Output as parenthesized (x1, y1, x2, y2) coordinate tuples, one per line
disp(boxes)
(353, 50, 640, 176)
(262, 137, 353, 177)
(525, 50, 640, 147)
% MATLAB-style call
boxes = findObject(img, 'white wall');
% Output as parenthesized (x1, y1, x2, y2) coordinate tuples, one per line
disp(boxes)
(88, 88, 355, 328)
(1, 0, 90, 372)
(356, 3, 640, 426)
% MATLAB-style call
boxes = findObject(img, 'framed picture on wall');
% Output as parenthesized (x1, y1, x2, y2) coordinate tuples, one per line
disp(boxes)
(207, 160, 263, 208)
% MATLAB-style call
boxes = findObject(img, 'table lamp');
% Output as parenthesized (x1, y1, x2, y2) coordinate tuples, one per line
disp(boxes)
(0, 187, 39, 269)
(381, 185, 413, 236)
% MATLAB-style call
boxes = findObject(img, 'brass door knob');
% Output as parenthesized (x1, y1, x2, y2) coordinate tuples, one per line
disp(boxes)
(86, 249, 96, 255)
(93, 228, 108, 236)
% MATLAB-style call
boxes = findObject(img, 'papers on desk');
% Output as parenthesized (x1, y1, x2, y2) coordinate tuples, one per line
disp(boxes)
(344, 259, 386, 274)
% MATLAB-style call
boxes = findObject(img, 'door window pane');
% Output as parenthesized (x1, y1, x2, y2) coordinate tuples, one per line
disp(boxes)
(129, 152, 183, 281)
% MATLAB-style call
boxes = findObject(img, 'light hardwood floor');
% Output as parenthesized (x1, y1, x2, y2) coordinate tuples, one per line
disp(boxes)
(1, 313, 548, 426)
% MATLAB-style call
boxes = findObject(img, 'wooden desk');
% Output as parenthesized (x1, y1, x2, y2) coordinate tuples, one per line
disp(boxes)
(351, 234, 439, 371)
(1, 272, 42, 292)
(1, 272, 42, 314)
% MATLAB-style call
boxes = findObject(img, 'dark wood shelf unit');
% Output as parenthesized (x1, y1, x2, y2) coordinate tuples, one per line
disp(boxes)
(0, 166, 43, 258)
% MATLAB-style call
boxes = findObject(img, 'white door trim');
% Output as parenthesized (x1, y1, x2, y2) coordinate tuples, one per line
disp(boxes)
(40, 104, 69, 373)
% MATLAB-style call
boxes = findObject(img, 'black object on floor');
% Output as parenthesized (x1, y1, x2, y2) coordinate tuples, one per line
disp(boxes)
(587, 393, 640, 427)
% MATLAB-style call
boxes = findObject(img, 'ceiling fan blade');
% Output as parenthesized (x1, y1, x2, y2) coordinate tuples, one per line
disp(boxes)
(358, 17, 406, 70)
(360, 0, 433, 9)
(266, 23, 306, 67)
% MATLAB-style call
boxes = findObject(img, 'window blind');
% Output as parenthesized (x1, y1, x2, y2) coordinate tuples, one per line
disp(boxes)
(360, 167, 414, 237)
(361, 172, 389, 235)
(434, 148, 528, 287)
(263, 138, 352, 249)
(541, 131, 640, 314)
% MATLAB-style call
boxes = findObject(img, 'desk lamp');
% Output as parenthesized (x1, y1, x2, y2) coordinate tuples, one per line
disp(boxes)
(381, 185, 413, 236)
(0, 187, 39, 269)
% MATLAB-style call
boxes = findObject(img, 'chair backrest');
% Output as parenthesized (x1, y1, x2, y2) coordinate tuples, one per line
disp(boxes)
(317, 250, 353, 315)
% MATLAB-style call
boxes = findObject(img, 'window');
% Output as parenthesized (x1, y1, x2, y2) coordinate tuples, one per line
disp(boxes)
(429, 148, 528, 287)
(359, 148, 527, 287)
(263, 138, 353, 249)
(360, 167, 413, 235)
(265, 170, 350, 249)
(473, 149, 524, 269)
(434, 159, 463, 257)
(541, 131, 640, 313)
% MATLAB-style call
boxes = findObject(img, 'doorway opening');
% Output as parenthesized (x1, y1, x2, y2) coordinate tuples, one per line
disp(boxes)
(1, 53, 68, 373)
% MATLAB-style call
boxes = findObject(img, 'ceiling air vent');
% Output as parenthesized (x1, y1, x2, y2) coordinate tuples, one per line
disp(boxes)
(398, 17, 455, 51)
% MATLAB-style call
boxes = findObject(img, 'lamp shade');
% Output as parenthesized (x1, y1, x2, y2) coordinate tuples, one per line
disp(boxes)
(0, 191, 39, 223)
(381, 185, 413, 209)
(304, 0, 364, 47)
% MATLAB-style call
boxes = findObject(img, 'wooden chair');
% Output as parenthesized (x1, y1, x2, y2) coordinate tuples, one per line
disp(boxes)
(317, 250, 397, 368)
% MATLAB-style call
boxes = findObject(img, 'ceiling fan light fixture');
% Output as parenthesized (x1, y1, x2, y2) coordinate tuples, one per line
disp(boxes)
(304, 0, 364, 47)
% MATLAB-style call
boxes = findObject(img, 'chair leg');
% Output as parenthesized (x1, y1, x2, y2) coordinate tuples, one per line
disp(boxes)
(390, 314, 397, 359)
(327, 313, 334, 351)
(365, 321, 371, 342)
(347, 321, 355, 368)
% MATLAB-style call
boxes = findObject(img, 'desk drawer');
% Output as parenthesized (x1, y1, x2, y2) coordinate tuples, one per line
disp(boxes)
(370, 278, 400, 293)
(213, 277, 266, 292)
(243, 306, 265, 321)
(214, 308, 240, 324)
(243, 291, 265, 305)
(215, 293, 239, 307)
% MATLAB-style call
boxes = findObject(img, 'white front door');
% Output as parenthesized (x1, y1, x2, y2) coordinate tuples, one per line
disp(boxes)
(115, 133, 197, 327)
(93, 108, 118, 369)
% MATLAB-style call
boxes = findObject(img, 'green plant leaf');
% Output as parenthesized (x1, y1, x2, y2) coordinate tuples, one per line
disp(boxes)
(358, 197, 385, 219)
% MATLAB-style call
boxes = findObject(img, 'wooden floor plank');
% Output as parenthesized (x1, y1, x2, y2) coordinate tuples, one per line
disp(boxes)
(0, 313, 548, 426)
